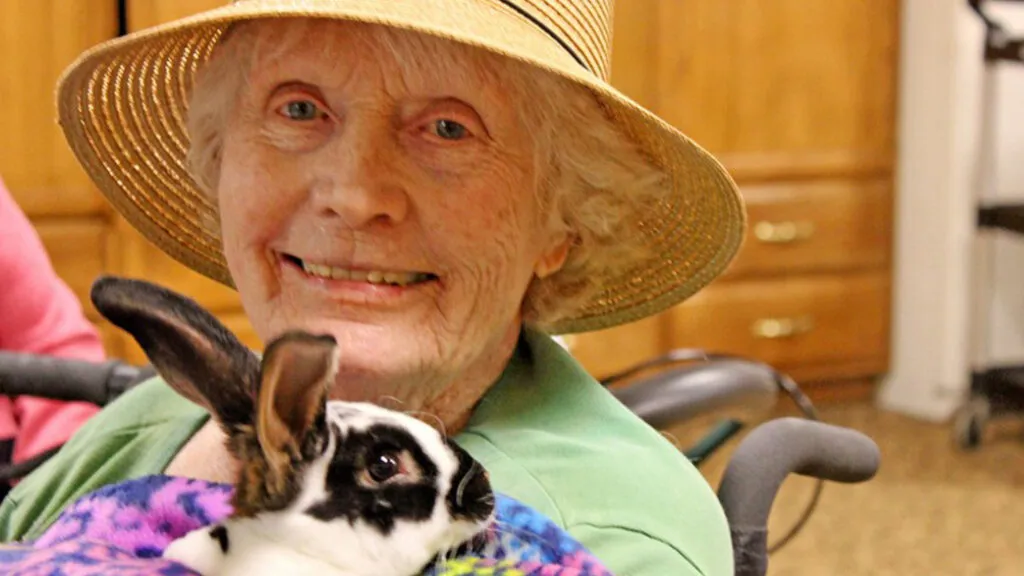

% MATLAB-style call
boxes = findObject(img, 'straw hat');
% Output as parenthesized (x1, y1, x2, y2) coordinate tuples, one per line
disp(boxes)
(55, 0, 746, 335)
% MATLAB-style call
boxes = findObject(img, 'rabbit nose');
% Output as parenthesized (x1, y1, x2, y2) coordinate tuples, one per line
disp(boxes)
(447, 465, 494, 521)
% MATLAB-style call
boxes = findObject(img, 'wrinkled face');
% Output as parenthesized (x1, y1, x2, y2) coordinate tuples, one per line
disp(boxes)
(289, 402, 494, 573)
(216, 19, 569, 400)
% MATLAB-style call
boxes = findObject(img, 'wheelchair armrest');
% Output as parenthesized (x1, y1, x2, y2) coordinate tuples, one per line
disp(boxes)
(606, 359, 780, 430)
(717, 417, 880, 576)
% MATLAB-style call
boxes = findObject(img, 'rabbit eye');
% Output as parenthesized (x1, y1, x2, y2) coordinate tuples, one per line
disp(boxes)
(367, 449, 401, 483)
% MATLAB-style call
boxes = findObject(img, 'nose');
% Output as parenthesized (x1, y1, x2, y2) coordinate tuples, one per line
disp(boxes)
(447, 451, 495, 521)
(311, 123, 410, 228)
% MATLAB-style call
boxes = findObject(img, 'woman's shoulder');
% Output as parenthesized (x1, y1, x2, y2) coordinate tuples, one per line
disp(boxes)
(0, 377, 207, 543)
(456, 328, 733, 576)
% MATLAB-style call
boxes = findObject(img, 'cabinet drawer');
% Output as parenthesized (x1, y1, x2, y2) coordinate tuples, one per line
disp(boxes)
(723, 179, 892, 279)
(666, 272, 890, 377)
(36, 219, 107, 317)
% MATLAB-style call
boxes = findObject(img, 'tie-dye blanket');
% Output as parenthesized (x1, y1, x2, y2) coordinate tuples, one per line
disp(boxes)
(0, 475, 613, 575)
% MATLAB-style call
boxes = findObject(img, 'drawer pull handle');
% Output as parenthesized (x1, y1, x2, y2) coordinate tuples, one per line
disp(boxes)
(751, 316, 815, 339)
(753, 220, 815, 244)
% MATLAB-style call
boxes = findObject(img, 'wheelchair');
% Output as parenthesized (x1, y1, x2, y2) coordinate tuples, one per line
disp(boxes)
(0, 344, 880, 576)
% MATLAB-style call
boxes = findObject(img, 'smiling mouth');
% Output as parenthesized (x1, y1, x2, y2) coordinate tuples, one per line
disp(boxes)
(282, 254, 438, 287)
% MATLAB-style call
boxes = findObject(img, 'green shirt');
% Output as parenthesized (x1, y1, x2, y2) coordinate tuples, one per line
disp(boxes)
(0, 327, 733, 575)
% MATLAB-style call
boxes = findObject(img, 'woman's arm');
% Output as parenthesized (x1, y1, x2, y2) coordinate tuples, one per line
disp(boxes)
(0, 178, 105, 464)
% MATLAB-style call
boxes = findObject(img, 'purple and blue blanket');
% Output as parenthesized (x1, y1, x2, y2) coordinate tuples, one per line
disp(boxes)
(0, 475, 613, 575)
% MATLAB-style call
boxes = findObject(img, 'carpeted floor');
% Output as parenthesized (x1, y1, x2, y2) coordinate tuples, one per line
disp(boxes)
(668, 400, 1024, 575)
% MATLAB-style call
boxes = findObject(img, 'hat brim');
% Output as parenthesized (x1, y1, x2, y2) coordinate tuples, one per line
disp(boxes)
(56, 0, 746, 335)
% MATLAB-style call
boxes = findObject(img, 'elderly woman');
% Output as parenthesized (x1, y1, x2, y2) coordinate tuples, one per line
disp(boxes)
(0, 2, 746, 575)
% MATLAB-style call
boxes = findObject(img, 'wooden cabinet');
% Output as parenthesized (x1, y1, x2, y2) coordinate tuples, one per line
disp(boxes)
(36, 219, 109, 318)
(571, 1, 900, 397)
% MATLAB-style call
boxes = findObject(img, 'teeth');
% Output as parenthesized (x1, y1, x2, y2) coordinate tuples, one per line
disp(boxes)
(306, 263, 332, 277)
(300, 260, 430, 286)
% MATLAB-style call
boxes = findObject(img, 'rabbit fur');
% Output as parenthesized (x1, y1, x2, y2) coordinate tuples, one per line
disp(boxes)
(90, 275, 496, 576)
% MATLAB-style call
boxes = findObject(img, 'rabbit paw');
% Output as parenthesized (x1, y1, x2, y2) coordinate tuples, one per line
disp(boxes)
(163, 525, 229, 575)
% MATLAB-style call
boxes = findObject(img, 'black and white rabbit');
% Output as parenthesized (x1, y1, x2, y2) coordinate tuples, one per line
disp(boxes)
(90, 275, 496, 576)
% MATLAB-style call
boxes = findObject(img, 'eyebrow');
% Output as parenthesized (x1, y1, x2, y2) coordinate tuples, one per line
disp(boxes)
(266, 80, 324, 97)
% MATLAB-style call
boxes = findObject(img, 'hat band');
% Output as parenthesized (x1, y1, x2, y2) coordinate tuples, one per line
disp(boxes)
(495, 0, 589, 72)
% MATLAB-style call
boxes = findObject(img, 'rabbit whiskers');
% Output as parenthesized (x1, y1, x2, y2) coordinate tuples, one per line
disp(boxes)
(454, 460, 482, 508)
(401, 410, 449, 441)
(375, 397, 449, 440)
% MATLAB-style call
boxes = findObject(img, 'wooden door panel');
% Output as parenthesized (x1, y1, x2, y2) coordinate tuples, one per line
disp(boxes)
(113, 223, 243, 312)
(0, 1, 118, 217)
(723, 0, 898, 178)
(653, 0, 733, 153)
(127, 0, 226, 30)
(652, 0, 899, 180)
(609, 0, 659, 109)
(95, 321, 126, 361)
(36, 218, 108, 318)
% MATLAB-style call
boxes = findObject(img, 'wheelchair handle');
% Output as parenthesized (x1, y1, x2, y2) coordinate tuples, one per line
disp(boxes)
(718, 417, 880, 527)
(718, 417, 880, 576)
(0, 351, 150, 406)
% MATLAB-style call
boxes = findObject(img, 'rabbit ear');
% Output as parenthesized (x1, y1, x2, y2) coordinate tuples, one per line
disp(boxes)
(89, 275, 260, 429)
(256, 331, 339, 487)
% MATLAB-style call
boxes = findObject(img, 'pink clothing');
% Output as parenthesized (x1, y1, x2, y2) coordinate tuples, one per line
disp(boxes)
(0, 177, 105, 465)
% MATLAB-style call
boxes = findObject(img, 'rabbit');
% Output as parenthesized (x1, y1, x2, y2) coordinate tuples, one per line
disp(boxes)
(89, 275, 496, 576)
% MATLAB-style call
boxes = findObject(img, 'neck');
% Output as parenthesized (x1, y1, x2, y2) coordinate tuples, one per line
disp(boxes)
(166, 324, 523, 485)
(424, 322, 522, 433)
(332, 323, 523, 435)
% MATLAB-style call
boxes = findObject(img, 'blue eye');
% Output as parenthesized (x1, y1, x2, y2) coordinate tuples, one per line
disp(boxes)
(432, 119, 468, 140)
(281, 100, 322, 121)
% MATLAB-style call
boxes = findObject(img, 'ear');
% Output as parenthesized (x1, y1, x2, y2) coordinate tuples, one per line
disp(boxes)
(256, 331, 339, 480)
(534, 233, 573, 279)
(89, 275, 260, 428)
